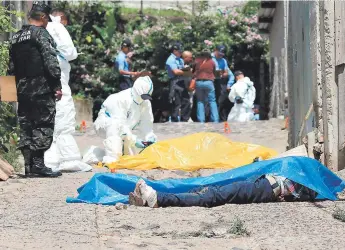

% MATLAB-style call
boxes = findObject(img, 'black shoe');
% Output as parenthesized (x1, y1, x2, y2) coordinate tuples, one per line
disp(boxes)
(21, 147, 32, 177)
(31, 151, 62, 178)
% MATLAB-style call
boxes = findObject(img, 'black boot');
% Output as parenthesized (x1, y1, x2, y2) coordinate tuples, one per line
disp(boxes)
(21, 147, 32, 177)
(31, 151, 62, 178)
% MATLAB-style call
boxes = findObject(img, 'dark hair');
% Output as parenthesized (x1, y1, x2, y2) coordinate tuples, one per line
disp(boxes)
(28, 10, 45, 21)
(51, 8, 69, 23)
(198, 50, 212, 59)
(234, 70, 244, 77)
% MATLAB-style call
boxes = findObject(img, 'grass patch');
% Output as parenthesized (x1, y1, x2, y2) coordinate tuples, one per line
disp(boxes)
(333, 207, 345, 222)
(227, 217, 250, 236)
(0, 143, 22, 172)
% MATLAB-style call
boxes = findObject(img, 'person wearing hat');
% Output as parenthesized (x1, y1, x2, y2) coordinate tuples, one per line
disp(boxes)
(115, 39, 139, 91)
(165, 42, 191, 122)
(7, 2, 62, 177)
(212, 45, 234, 121)
(94, 76, 157, 163)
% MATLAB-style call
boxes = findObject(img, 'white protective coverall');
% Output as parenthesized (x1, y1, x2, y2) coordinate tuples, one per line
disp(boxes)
(94, 76, 157, 163)
(45, 17, 92, 172)
(227, 77, 256, 122)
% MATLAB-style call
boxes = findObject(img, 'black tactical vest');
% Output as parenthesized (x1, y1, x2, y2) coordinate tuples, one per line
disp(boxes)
(10, 25, 45, 80)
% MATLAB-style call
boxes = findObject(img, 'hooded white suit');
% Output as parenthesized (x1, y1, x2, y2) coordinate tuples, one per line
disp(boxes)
(45, 17, 92, 172)
(227, 77, 256, 122)
(94, 76, 156, 163)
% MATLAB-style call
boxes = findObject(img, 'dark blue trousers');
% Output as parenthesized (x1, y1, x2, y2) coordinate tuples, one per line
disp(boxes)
(157, 176, 275, 208)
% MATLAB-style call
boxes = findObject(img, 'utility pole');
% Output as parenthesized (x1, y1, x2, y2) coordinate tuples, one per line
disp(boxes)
(192, 0, 195, 15)
(140, 0, 143, 17)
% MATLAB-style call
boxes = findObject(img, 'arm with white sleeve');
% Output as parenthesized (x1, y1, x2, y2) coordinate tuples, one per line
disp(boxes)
(137, 101, 157, 142)
(46, 21, 78, 62)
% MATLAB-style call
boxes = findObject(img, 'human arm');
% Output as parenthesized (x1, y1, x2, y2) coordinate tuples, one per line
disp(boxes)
(137, 101, 157, 143)
(36, 28, 61, 92)
(115, 55, 138, 76)
(48, 22, 78, 61)
(166, 58, 184, 76)
(102, 96, 139, 146)
(227, 69, 235, 90)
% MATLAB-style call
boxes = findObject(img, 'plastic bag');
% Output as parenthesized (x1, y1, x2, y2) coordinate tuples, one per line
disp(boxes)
(106, 132, 277, 171)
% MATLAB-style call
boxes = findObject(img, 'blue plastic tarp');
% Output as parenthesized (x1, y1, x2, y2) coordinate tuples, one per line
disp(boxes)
(66, 156, 345, 205)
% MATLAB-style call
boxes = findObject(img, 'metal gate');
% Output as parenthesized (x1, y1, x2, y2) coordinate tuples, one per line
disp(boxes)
(288, 1, 315, 147)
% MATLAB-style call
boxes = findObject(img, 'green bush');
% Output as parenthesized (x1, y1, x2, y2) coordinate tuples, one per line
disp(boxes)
(0, 5, 22, 168)
(52, 1, 267, 110)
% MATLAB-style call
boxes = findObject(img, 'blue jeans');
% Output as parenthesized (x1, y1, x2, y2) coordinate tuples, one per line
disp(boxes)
(157, 176, 275, 208)
(195, 80, 219, 122)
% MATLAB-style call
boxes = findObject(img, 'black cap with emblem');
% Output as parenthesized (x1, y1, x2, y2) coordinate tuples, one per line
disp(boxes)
(171, 42, 183, 53)
(121, 38, 132, 48)
(30, 1, 52, 21)
(215, 45, 226, 56)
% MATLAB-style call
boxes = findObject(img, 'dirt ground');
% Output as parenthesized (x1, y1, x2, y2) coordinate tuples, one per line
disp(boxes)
(1, 119, 345, 250)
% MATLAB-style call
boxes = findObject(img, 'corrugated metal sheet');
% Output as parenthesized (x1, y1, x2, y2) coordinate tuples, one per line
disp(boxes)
(288, 1, 315, 146)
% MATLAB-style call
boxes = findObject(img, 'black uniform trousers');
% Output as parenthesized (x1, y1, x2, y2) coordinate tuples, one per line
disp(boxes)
(215, 78, 233, 122)
(17, 93, 56, 152)
(119, 76, 133, 91)
(169, 78, 191, 122)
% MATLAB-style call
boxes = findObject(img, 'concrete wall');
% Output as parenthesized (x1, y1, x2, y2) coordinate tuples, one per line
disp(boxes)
(267, 0, 345, 170)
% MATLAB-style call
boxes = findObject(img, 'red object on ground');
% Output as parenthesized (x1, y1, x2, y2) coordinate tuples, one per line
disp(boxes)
(224, 122, 231, 134)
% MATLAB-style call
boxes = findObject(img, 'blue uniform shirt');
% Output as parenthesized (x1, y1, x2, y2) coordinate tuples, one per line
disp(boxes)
(166, 53, 184, 79)
(115, 51, 130, 77)
(211, 52, 229, 72)
(212, 52, 234, 88)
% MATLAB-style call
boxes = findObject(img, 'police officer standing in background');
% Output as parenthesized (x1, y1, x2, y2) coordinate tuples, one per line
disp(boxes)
(212, 45, 234, 122)
(8, 2, 62, 177)
(115, 38, 140, 91)
(166, 42, 191, 122)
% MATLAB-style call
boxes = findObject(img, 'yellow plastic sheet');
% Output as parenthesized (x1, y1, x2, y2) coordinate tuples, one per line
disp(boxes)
(107, 132, 278, 171)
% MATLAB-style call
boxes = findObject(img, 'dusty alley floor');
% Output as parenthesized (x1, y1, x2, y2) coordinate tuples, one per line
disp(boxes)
(1, 120, 345, 250)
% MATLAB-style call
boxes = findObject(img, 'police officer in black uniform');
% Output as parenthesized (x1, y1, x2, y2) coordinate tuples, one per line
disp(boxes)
(165, 42, 191, 122)
(8, 2, 62, 177)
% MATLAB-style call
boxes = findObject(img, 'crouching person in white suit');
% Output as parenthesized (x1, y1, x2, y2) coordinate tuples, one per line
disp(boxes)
(227, 70, 256, 122)
(45, 9, 92, 172)
(94, 76, 157, 163)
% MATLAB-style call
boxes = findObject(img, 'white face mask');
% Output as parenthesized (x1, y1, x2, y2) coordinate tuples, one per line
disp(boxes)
(49, 15, 61, 23)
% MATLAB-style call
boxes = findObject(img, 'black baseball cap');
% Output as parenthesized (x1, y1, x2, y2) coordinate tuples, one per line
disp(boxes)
(215, 45, 226, 56)
(141, 94, 152, 100)
(30, 2, 52, 21)
(234, 70, 244, 77)
(171, 42, 183, 53)
(121, 38, 132, 48)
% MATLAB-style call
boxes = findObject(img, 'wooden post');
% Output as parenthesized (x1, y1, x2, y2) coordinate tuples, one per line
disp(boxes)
(259, 61, 266, 120)
(320, 1, 338, 171)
